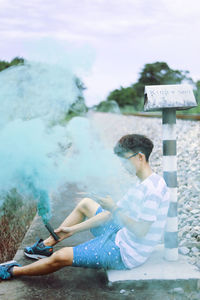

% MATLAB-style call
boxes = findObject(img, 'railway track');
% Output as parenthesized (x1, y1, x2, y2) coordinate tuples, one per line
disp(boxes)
(123, 112, 200, 121)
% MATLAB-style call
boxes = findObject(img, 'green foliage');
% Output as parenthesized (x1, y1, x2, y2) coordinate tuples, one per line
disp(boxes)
(178, 83, 200, 115)
(119, 105, 139, 114)
(68, 96, 88, 115)
(63, 77, 88, 121)
(0, 57, 24, 72)
(0, 61, 10, 72)
(105, 61, 198, 114)
(107, 86, 140, 109)
(178, 105, 200, 115)
(1, 189, 36, 220)
(178, 79, 200, 114)
(0, 57, 88, 122)
(59, 111, 81, 125)
(194, 80, 200, 104)
(75, 77, 87, 92)
(138, 62, 193, 87)
(92, 100, 121, 113)
(1, 189, 23, 218)
(0, 189, 37, 262)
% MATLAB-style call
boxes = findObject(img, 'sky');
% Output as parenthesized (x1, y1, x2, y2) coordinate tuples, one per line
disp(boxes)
(0, 0, 200, 107)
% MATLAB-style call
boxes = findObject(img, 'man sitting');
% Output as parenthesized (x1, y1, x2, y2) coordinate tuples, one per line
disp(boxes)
(0, 134, 169, 280)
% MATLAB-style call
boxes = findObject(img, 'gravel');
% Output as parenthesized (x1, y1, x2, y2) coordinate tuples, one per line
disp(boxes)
(90, 112, 200, 269)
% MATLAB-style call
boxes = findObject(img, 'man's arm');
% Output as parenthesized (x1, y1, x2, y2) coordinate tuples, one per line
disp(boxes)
(112, 207, 153, 238)
(55, 210, 111, 237)
(98, 196, 153, 238)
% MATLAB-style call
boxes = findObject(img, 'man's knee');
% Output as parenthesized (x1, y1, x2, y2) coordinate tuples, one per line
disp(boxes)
(78, 197, 92, 210)
(77, 197, 99, 217)
(51, 248, 73, 267)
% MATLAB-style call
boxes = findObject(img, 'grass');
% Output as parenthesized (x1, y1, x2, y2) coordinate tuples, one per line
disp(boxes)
(0, 189, 37, 263)
(177, 104, 200, 115)
(119, 105, 140, 114)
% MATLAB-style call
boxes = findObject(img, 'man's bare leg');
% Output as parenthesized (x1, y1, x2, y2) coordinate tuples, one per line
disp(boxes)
(13, 247, 73, 276)
(44, 198, 99, 246)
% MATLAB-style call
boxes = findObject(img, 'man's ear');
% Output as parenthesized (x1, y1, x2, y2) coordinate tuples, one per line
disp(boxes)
(138, 152, 145, 161)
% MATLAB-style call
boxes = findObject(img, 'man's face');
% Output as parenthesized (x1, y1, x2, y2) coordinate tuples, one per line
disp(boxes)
(119, 152, 139, 175)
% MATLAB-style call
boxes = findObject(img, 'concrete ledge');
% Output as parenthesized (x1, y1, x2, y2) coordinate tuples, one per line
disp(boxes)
(107, 244, 200, 289)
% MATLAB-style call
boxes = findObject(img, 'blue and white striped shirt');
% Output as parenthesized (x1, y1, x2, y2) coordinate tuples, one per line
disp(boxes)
(115, 173, 169, 269)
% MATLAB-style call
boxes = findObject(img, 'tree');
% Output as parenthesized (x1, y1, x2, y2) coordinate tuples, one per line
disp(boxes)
(106, 62, 194, 111)
(68, 76, 88, 115)
(193, 80, 200, 110)
(195, 80, 200, 102)
(0, 57, 24, 72)
(107, 86, 139, 108)
(0, 57, 88, 117)
(10, 57, 24, 66)
(138, 62, 193, 91)
(0, 60, 10, 72)
(92, 100, 121, 114)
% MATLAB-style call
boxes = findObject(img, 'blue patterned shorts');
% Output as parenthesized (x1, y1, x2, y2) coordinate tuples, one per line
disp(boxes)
(72, 206, 127, 270)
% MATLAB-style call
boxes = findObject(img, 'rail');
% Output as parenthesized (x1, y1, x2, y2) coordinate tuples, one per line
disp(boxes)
(123, 112, 200, 121)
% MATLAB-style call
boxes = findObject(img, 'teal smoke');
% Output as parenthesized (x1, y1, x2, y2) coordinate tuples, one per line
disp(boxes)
(0, 59, 134, 223)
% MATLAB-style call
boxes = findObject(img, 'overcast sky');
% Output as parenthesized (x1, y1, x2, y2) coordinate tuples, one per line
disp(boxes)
(0, 0, 200, 107)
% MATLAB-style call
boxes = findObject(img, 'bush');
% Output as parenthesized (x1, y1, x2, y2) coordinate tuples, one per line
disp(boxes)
(0, 189, 37, 263)
(92, 100, 121, 114)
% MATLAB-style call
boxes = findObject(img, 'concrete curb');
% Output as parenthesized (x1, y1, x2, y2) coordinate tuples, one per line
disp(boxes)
(106, 244, 200, 290)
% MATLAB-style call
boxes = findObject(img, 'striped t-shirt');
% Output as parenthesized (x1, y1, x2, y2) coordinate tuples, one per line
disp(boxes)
(115, 173, 169, 269)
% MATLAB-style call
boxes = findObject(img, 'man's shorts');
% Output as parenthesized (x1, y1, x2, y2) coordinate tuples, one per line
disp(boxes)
(72, 206, 127, 270)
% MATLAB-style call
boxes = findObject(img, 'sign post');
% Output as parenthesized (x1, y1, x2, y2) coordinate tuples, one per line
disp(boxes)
(144, 84, 197, 261)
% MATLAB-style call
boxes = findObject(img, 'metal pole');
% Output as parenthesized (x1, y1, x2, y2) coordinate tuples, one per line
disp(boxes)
(162, 108, 178, 261)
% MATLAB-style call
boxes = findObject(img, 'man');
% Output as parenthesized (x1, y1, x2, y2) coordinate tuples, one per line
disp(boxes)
(0, 134, 169, 280)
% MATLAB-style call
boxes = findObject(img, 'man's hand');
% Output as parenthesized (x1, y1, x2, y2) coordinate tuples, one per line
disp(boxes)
(54, 226, 74, 241)
(97, 195, 116, 212)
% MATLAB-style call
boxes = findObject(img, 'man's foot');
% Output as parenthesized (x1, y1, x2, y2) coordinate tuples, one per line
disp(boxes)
(0, 260, 21, 280)
(24, 239, 53, 260)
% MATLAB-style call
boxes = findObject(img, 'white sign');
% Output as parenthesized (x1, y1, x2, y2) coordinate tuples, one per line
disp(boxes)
(144, 84, 197, 111)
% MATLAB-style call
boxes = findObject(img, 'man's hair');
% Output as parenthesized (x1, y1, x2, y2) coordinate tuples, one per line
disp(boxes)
(114, 134, 154, 162)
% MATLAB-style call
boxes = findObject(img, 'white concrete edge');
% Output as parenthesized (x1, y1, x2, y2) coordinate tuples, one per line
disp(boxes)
(107, 244, 200, 282)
